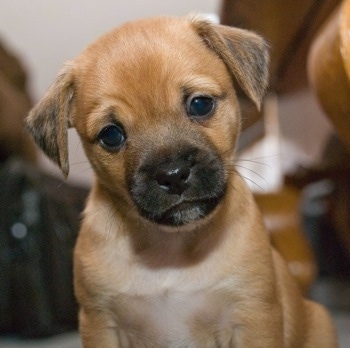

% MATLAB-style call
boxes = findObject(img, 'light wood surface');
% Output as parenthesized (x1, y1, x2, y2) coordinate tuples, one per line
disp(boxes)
(308, 0, 350, 150)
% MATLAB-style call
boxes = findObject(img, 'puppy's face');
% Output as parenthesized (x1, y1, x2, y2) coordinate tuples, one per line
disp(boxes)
(26, 16, 269, 228)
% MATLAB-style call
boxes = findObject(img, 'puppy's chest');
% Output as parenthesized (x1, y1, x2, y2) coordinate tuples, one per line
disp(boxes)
(114, 286, 236, 346)
(127, 290, 204, 334)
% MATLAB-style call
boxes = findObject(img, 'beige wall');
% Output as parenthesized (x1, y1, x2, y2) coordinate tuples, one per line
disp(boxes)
(0, 1, 218, 100)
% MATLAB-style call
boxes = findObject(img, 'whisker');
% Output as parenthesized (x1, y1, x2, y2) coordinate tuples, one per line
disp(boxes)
(71, 165, 93, 177)
(54, 165, 93, 189)
(69, 160, 91, 166)
(236, 152, 281, 162)
(231, 164, 269, 187)
(232, 170, 267, 193)
(228, 181, 250, 206)
(235, 158, 272, 168)
(239, 151, 281, 159)
(54, 166, 92, 188)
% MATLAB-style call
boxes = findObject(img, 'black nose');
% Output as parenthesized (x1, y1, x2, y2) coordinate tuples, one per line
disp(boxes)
(155, 165, 191, 195)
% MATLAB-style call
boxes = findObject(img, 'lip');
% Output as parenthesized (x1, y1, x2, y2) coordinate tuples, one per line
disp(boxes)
(139, 197, 221, 226)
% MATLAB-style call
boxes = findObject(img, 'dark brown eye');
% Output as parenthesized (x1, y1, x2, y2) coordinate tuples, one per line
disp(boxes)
(98, 124, 126, 150)
(187, 96, 215, 118)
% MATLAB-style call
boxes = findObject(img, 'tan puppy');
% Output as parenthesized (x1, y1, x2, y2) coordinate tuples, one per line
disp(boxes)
(25, 16, 337, 347)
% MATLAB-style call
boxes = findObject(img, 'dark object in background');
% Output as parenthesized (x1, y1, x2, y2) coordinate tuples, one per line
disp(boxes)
(220, 0, 341, 94)
(0, 38, 36, 164)
(301, 179, 350, 278)
(0, 159, 88, 338)
(0, 35, 88, 338)
(287, 134, 350, 278)
(220, 0, 341, 150)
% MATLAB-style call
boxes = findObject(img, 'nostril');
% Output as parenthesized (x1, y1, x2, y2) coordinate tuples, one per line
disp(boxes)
(156, 166, 191, 195)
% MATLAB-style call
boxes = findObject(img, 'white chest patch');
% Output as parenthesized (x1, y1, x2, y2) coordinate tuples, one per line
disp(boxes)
(147, 290, 205, 339)
(112, 281, 237, 348)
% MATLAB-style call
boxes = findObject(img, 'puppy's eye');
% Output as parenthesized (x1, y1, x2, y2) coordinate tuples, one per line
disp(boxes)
(187, 96, 215, 118)
(98, 124, 126, 150)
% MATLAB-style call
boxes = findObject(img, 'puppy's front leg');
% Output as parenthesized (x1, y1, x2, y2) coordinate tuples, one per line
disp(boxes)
(234, 332, 284, 348)
(233, 306, 284, 348)
(79, 308, 121, 348)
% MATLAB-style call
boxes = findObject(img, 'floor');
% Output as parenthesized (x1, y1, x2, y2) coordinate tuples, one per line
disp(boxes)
(333, 311, 350, 348)
(311, 278, 350, 347)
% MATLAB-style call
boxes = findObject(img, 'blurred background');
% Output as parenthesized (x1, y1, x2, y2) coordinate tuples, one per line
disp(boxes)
(0, 0, 350, 347)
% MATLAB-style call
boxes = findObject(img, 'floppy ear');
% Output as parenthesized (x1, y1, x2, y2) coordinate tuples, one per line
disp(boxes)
(191, 18, 269, 110)
(25, 64, 75, 178)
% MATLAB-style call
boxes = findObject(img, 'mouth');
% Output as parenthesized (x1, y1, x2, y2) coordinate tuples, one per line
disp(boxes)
(129, 141, 227, 228)
(139, 196, 222, 227)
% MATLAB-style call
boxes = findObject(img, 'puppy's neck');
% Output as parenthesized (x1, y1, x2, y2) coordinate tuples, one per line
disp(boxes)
(130, 220, 227, 269)
(87, 175, 255, 269)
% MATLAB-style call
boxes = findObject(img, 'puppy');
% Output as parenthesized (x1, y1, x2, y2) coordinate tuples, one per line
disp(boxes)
(26, 16, 337, 347)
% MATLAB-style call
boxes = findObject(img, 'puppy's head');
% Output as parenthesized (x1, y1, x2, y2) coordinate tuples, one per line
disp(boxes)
(26, 16, 269, 228)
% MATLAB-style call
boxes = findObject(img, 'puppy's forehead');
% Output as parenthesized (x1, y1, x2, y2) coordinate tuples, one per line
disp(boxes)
(74, 17, 231, 114)
(80, 16, 216, 71)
